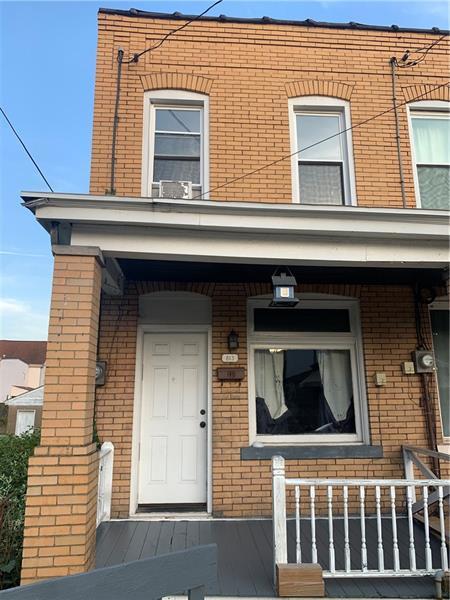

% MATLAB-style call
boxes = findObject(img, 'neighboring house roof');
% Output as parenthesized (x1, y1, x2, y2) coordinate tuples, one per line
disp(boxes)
(0, 340, 47, 365)
(5, 385, 44, 406)
(98, 8, 449, 35)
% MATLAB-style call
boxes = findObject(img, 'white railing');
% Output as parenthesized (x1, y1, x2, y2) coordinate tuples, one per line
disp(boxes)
(272, 455, 449, 582)
(97, 441, 114, 526)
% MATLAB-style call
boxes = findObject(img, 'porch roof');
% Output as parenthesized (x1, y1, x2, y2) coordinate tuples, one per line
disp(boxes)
(22, 192, 449, 270)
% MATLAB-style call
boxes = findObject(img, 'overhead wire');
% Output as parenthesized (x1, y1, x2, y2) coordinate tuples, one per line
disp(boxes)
(191, 80, 450, 200)
(0, 106, 54, 192)
(394, 32, 448, 68)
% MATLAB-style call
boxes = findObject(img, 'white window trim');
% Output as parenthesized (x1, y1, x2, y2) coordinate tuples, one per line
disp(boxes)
(429, 297, 450, 442)
(406, 100, 450, 209)
(141, 90, 210, 199)
(247, 295, 369, 446)
(288, 96, 357, 205)
(15, 409, 36, 436)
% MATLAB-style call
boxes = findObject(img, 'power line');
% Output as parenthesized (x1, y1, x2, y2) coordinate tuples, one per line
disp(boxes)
(192, 80, 450, 200)
(125, 0, 223, 64)
(0, 106, 54, 192)
(395, 33, 448, 68)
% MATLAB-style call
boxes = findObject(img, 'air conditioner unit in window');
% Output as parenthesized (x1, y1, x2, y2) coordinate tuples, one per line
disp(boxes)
(159, 180, 192, 199)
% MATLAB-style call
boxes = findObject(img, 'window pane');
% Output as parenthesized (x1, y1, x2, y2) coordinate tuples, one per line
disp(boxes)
(417, 166, 450, 210)
(296, 114, 342, 160)
(299, 163, 343, 205)
(153, 158, 200, 183)
(255, 349, 355, 435)
(254, 308, 350, 332)
(155, 109, 200, 133)
(155, 133, 200, 157)
(412, 117, 450, 164)
(430, 310, 449, 437)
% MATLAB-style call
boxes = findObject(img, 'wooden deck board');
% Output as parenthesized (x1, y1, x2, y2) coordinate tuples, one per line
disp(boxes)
(96, 518, 440, 598)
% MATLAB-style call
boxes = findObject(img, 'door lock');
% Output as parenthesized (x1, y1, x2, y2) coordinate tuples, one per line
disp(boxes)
(200, 421, 206, 428)
(200, 409, 206, 415)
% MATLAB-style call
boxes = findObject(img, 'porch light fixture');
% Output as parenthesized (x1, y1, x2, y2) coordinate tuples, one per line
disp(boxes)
(270, 267, 299, 307)
(227, 330, 239, 352)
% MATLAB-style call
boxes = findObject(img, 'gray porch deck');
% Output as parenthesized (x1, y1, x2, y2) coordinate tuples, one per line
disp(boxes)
(96, 518, 441, 598)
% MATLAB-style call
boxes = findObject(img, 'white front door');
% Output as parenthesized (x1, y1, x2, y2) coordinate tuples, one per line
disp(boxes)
(138, 332, 208, 505)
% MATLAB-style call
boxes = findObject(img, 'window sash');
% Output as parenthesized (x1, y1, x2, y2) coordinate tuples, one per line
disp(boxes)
(150, 105, 203, 191)
(294, 110, 350, 204)
(297, 161, 345, 206)
(249, 340, 362, 445)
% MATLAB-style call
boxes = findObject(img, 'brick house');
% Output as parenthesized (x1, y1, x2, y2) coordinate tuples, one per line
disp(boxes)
(19, 8, 449, 591)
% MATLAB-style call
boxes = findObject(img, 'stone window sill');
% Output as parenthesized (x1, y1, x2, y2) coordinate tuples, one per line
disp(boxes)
(240, 445, 383, 460)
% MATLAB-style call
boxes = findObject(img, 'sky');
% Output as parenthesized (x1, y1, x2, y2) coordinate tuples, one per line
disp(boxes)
(0, 0, 449, 340)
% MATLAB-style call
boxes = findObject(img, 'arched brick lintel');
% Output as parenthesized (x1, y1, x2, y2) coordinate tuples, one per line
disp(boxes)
(140, 73, 213, 94)
(285, 80, 354, 100)
(401, 83, 450, 103)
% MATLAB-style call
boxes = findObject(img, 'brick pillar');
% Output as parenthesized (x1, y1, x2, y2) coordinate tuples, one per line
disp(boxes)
(21, 249, 103, 584)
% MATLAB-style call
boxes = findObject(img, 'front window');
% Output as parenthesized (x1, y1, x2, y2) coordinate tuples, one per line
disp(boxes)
(290, 98, 355, 205)
(410, 103, 450, 210)
(248, 297, 368, 445)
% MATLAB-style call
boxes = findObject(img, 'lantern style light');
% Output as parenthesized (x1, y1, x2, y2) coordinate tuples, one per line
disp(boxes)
(227, 330, 239, 352)
(270, 268, 299, 307)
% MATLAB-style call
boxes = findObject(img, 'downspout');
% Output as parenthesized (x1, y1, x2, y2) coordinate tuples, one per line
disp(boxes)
(109, 48, 124, 196)
(390, 58, 407, 208)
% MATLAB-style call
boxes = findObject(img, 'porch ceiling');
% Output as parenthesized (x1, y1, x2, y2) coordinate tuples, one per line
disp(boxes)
(117, 258, 445, 286)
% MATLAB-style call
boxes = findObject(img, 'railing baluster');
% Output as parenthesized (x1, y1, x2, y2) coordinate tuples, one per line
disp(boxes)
(360, 485, 367, 572)
(375, 485, 384, 572)
(423, 486, 432, 571)
(343, 485, 351, 573)
(310, 485, 317, 564)
(295, 485, 301, 564)
(390, 485, 400, 572)
(327, 485, 335, 573)
(438, 486, 448, 571)
(406, 484, 416, 571)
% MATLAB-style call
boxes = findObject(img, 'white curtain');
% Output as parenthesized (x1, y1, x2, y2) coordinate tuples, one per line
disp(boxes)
(412, 117, 450, 164)
(317, 350, 352, 422)
(255, 350, 288, 419)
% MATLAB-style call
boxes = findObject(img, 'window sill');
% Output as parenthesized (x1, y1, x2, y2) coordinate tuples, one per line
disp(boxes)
(240, 444, 383, 460)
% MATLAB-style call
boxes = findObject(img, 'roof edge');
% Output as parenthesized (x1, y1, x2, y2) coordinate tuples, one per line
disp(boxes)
(97, 8, 449, 36)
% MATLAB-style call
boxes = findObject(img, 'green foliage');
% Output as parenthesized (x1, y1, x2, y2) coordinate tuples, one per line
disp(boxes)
(0, 430, 40, 589)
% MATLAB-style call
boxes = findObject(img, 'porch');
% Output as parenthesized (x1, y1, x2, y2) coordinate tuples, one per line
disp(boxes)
(95, 518, 441, 598)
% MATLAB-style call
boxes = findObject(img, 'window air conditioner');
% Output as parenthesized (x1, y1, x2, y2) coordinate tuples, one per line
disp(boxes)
(159, 180, 192, 199)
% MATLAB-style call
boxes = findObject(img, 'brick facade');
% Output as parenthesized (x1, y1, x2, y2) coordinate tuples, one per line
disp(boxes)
(95, 281, 446, 518)
(91, 12, 449, 206)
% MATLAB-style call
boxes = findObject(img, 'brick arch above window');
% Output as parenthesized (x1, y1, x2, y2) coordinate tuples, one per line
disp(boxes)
(402, 83, 450, 103)
(285, 80, 354, 100)
(140, 73, 213, 94)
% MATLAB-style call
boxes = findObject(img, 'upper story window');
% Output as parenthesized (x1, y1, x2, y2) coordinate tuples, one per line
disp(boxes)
(408, 101, 450, 210)
(289, 97, 356, 205)
(142, 90, 209, 199)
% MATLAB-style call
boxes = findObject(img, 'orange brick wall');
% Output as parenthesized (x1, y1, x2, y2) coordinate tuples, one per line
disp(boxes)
(21, 253, 102, 583)
(90, 13, 449, 207)
(95, 281, 446, 518)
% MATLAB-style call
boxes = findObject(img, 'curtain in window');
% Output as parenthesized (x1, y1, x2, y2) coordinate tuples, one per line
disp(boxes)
(317, 350, 352, 422)
(412, 117, 450, 164)
(255, 350, 288, 419)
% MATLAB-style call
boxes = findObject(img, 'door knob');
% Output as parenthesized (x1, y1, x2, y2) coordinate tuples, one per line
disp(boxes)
(200, 421, 206, 428)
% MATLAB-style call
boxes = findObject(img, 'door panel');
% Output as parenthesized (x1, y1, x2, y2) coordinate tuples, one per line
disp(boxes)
(138, 332, 207, 505)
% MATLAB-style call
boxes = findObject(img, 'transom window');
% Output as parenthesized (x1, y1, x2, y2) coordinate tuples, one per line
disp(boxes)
(248, 296, 368, 445)
(409, 101, 450, 210)
(143, 91, 209, 199)
(289, 97, 356, 205)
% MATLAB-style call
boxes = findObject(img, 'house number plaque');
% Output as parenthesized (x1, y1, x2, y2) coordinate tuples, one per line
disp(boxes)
(222, 353, 238, 363)
(217, 367, 245, 381)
